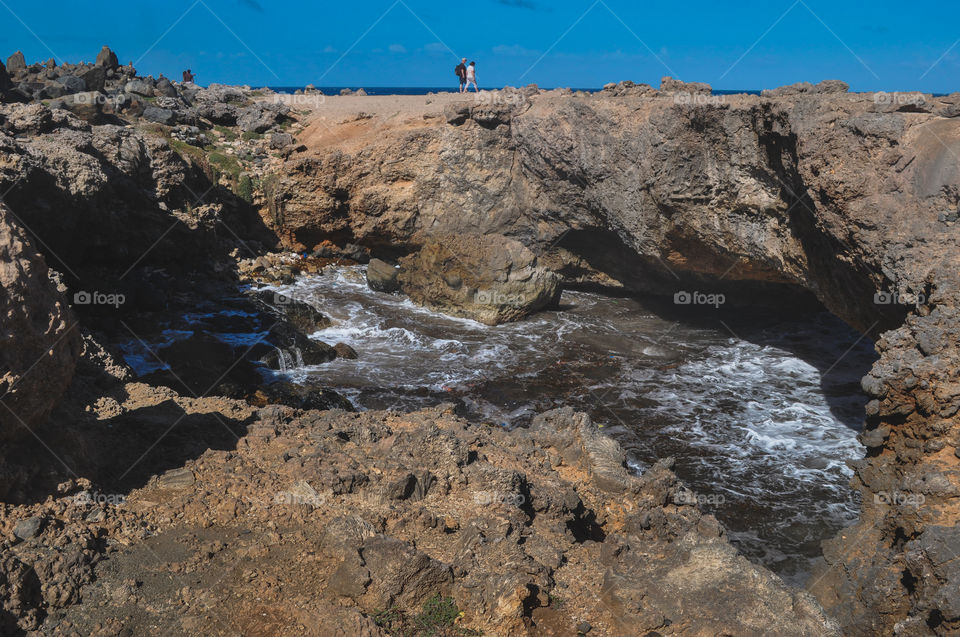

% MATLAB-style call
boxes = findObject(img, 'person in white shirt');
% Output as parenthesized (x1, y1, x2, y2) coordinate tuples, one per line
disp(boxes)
(464, 61, 478, 93)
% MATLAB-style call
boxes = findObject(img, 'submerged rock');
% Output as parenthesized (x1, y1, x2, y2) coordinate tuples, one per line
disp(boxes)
(366, 258, 400, 293)
(397, 234, 561, 325)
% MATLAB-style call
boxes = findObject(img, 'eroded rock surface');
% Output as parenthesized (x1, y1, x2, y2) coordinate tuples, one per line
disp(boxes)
(0, 203, 79, 444)
(272, 86, 960, 633)
(1, 391, 839, 636)
(397, 233, 561, 324)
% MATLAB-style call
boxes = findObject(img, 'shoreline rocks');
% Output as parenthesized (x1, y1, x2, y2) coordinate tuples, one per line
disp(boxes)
(397, 234, 562, 325)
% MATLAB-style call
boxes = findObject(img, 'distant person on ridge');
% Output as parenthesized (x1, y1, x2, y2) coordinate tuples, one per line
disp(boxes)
(464, 61, 478, 93)
(182, 69, 195, 83)
(455, 58, 467, 93)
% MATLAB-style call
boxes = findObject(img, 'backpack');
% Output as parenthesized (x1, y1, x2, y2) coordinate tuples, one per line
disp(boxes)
(455, 64, 462, 78)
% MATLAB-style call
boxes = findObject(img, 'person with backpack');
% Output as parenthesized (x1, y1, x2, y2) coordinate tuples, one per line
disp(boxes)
(464, 61, 478, 93)
(455, 58, 467, 93)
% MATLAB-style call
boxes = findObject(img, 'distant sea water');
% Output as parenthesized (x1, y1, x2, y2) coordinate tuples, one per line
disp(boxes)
(266, 86, 765, 96)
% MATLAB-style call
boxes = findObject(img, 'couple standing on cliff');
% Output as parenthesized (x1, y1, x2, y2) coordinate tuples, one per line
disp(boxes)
(456, 58, 478, 93)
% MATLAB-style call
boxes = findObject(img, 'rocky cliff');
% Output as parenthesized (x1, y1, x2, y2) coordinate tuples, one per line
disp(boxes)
(270, 80, 960, 634)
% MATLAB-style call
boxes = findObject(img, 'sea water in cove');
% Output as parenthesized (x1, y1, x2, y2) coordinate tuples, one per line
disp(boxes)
(258, 266, 877, 584)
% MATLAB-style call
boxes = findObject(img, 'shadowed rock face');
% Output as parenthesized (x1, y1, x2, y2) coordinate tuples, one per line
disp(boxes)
(274, 87, 960, 633)
(0, 203, 80, 445)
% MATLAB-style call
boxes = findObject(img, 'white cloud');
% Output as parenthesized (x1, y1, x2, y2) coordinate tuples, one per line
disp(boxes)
(389, 44, 407, 54)
(492, 44, 540, 56)
(423, 42, 448, 53)
(322, 45, 337, 54)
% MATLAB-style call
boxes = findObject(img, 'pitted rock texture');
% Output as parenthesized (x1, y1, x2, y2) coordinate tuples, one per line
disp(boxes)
(1, 392, 838, 636)
(272, 87, 960, 633)
(0, 202, 79, 444)
(397, 233, 561, 325)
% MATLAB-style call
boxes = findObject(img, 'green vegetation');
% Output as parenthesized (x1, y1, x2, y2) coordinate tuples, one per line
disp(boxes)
(236, 174, 254, 203)
(548, 594, 565, 608)
(214, 125, 238, 141)
(372, 594, 482, 637)
(241, 130, 264, 141)
(169, 138, 205, 165)
(207, 151, 243, 181)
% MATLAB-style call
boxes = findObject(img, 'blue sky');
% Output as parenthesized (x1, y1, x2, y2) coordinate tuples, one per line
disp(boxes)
(1, 0, 958, 92)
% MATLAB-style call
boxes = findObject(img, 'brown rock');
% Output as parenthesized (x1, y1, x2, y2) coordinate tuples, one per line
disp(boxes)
(397, 234, 561, 325)
(0, 203, 79, 443)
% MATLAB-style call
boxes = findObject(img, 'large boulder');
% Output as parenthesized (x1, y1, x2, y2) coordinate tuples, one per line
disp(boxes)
(397, 234, 561, 325)
(237, 103, 288, 133)
(77, 65, 106, 93)
(124, 78, 154, 97)
(6, 51, 25, 74)
(56, 75, 86, 94)
(155, 77, 177, 98)
(366, 258, 400, 293)
(142, 105, 177, 126)
(195, 101, 238, 125)
(94, 46, 119, 69)
(0, 203, 80, 442)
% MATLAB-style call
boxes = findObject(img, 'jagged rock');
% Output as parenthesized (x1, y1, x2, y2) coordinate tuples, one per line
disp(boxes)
(124, 79, 154, 96)
(366, 258, 400, 293)
(47, 92, 104, 122)
(660, 76, 711, 94)
(77, 65, 105, 93)
(195, 83, 248, 104)
(238, 103, 288, 133)
(0, 60, 10, 91)
(195, 101, 237, 125)
(397, 234, 561, 325)
(38, 83, 65, 100)
(56, 75, 86, 93)
(0, 203, 80, 444)
(6, 51, 25, 73)
(94, 46, 119, 69)
(142, 105, 177, 125)
(270, 131, 294, 149)
(155, 77, 177, 98)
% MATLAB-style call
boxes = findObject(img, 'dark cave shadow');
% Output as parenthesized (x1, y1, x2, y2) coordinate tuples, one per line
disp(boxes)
(3, 398, 255, 505)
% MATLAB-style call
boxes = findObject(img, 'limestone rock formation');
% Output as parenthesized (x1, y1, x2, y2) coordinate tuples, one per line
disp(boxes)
(271, 84, 960, 633)
(397, 234, 561, 325)
(0, 203, 79, 442)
